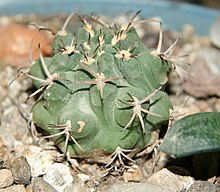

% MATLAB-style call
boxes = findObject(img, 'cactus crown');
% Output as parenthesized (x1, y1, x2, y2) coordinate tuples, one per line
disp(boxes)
(25, 12, 173, 157)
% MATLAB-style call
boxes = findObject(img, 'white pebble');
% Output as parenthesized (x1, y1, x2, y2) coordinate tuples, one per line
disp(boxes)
(0, 169, 14, 188)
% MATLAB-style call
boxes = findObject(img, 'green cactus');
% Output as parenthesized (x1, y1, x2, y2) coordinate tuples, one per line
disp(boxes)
(26, 13, 173, 158)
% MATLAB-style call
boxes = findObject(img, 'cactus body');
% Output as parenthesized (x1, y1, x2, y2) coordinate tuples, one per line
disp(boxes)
(29, 15, 172, 156)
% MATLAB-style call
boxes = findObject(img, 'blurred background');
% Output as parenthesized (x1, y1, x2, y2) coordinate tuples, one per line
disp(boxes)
(0, 0, 219, 35)
(170, 0, 220, 9)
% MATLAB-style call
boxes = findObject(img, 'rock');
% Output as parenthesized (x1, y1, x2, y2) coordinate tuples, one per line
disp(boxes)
(210, 16, 220, 49)
(183, 47, 220, 97)
(43, 163, 74, 192)
(0, 105, 30, 148)
(11, 156, 32, 185)
(0, 169, 14, 188)
(0, 185, 26, 192)
(187, 181, 220, 192)
(0, 136, 4, 165)
(77, 173, 90, 183)
(147, 167, 195, 191)
(25, 183, 33, 192)
(32, 177, 57, 192)
(63, 182, 86, 192)
(123, 165, 143, 182)
(0, 24, 52, 67)
(22, 145, 57, 177)
(0, 136, 11, 169)
(108, 182, 173, 192)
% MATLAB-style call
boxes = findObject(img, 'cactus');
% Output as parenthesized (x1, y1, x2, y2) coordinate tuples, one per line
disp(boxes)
(24, 12, 173, 158)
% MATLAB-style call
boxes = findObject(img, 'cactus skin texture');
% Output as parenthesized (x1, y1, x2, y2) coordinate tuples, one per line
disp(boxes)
(29, 14, 172, 157)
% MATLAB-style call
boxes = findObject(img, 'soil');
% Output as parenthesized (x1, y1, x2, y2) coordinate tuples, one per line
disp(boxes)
(0, 12, 220, 192)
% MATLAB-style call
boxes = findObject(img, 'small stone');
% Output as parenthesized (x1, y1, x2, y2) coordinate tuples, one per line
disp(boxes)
(25, 183, 33, 192)
(32, 177, 57, 192)
(183, 48, 220, 97)
(43, 163, 74, 192)
(123, 165, 143, 182)
(63, 182, 87, 192)
(0, 23, 52, 67)
(22, 145, 57, 177)
(187, 181, 220, 192)
(0, 136, 11, 169)
(210, 16, 220, 49)
(62, 173, 87, 192)
(0, 185, 26, 192)
(147, 167, 195, 191)
(77, 173, 90, 183)
(11, 156, 32, 185)
(0, 136, 4, 163)
(0, 169, 14, 188)
(108, 182, 173, 192)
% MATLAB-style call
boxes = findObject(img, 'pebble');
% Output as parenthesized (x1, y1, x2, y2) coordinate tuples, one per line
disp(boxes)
(0, 105, 30, 148)
(43, 163, 74, 192)
(32, 177, 57, 192)
(77, 173, 90, 183)
(11, 156, 32, 185)
(0, 24, 52, 67)
(183, 48, 220, 97)
(187, 181, 220, 192)
(63, 183, 83, 192)
(0, 169, 14, 188)
(123, 165, 143, 182)
(0, 136, 4, 163)
(21, 145, 57, 177)
(210, 16, 220, 49)
(147, 167, 195, 191)
(108, 182, 173, 192)
(0, 136, 10, 169)
(0, 185, 26, 192)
